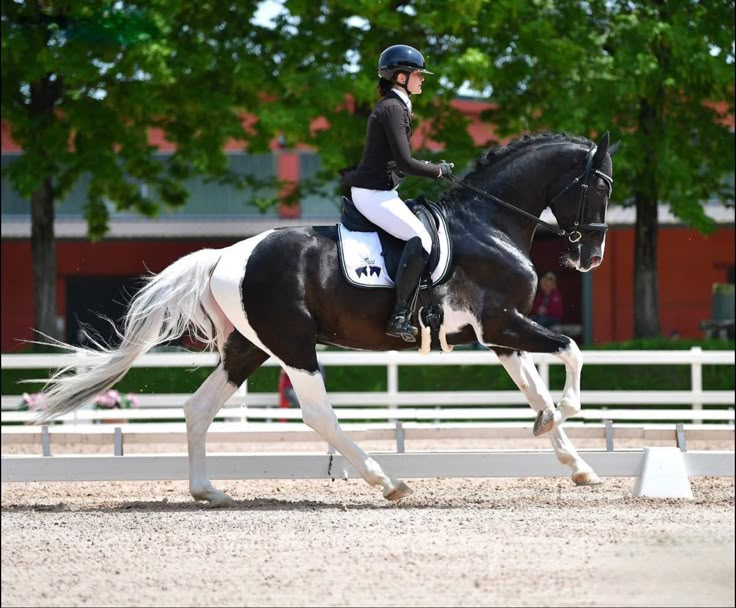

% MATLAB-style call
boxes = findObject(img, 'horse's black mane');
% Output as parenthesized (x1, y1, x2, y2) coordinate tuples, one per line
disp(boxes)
(479, 132, 590, 170)
(438, 132, 591, 206)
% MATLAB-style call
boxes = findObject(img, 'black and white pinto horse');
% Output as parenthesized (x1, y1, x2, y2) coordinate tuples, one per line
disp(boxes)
(36, 131, 618, 506)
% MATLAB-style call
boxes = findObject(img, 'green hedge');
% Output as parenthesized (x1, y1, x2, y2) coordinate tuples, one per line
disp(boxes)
(3, 338, 733, 398)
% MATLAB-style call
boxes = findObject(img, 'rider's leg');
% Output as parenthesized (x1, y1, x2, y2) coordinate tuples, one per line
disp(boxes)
(351, 188, 432, 342)
(386, 237, 428, 341)
(351, 187, 433, 251)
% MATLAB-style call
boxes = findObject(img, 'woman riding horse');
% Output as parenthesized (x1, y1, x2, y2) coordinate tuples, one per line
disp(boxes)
(342, 44, 454, 343)
(33, 128, 618, 506)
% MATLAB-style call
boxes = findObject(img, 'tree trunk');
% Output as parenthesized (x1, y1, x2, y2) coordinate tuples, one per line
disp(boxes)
(31, 178, 59, 345)
(633, 191, 661, 337)
(633, 97, 662, 338)
(27, 37, 64, 347)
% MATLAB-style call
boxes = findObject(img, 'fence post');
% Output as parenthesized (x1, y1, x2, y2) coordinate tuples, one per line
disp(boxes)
(114, 427, 124, 456)
(604, 419, 614, 452)
(395, 421, 405, 453)
(238, 379, 248, 424)
(387, 352, 399, 420)
(41, 425, 51, 457)
(691, 347, 703, 424)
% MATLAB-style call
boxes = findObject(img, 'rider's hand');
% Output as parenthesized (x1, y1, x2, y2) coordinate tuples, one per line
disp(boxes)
(437, 161, 454, 179)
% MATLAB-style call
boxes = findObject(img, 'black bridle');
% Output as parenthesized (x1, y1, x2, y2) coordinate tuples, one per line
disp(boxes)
(444, 145, 614, 243)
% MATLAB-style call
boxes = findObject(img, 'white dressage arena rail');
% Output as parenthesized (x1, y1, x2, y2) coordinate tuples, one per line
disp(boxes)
(3, 449, 734, 484)
(2, 348, 733, 496)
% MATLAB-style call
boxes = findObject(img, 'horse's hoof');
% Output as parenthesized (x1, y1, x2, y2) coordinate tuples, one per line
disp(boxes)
(384, 480, 413, 501)
(533, 408, 557, 436)
(572, 471, 602, 486)
(191, 486, 235, 507)
(204, 493, 235, 508)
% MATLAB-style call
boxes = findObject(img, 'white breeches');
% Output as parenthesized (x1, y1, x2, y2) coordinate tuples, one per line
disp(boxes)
(351, 187, 432, 255)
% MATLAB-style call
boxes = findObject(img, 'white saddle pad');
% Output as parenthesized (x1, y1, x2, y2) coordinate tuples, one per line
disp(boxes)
(337, 211, 451, 289)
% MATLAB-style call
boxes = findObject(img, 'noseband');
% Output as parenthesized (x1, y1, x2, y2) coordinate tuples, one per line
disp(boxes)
(445, 144, 614, 243)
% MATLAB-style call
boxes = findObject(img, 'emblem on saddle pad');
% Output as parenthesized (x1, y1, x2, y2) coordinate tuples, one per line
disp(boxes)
(355, 257, 381, 278)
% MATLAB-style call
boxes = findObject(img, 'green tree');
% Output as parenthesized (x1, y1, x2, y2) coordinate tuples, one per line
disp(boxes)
(1, 0, 276, 341)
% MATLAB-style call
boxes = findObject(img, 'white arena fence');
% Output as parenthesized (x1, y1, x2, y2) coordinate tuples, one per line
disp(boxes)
(1, 348, 733, 488)
(2, 347, 733, 417)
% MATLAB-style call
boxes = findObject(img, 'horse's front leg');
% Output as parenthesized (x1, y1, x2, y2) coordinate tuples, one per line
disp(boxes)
(491, 311, 584, 425)
(488, 312, 600, 485)
(554, 339, 583, 421)
(549, 426, 601, 486)
(286, 363, 412, 501)
(494, 348, 599, 485)
(495, 349, 562, 436)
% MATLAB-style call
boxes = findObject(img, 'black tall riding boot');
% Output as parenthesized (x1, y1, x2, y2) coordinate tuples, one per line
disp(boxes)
(386, 237, 429, 342)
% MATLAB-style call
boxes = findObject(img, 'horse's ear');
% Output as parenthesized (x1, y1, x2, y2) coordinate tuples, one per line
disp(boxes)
(608, 140, 621, 157)
(592, 131, 610, 166)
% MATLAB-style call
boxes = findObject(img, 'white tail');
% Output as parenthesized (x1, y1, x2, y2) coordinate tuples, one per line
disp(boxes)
(34, 248, 223, 423)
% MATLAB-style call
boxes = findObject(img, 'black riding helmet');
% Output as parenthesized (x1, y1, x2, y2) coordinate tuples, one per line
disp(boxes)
(378, 45, 434, 80)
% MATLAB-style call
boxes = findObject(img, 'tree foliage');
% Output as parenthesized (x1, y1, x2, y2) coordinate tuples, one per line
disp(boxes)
(2, 0, 276, 234)
(2, 0, 734, 341)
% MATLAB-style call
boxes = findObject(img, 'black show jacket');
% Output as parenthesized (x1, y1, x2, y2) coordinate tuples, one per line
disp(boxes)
(342, 91, 440, 191)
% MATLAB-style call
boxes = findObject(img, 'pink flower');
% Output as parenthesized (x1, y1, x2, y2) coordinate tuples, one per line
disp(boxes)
(21, 392, 49, 411)
(93, 389, 139, 409)
(94, 389, 121, 409)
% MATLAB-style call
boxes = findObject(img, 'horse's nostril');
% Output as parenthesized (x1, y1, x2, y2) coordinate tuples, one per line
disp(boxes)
(591, 256, 602, 267)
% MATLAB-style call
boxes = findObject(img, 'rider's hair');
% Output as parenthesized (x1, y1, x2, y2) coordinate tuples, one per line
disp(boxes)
(376, 77, 394, 97)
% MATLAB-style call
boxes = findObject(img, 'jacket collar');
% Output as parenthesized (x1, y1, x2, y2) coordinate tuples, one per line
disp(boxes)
(388, 88, 412, 114)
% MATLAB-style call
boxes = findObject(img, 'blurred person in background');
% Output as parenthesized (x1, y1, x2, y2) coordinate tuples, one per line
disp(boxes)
(531, 272, 563, 328)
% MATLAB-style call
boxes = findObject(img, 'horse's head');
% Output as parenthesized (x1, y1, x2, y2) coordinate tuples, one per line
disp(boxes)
(548, 132, 619, 272)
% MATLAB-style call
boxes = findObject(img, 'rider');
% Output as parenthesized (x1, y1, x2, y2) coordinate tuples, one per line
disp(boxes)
(342, 44, 454, 343)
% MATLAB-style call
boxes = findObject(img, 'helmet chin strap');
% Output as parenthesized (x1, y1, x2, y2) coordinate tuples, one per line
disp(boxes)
(394, 72, 412, 95)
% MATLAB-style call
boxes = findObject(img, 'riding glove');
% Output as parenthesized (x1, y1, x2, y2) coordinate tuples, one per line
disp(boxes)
(437, 162, 454, 178)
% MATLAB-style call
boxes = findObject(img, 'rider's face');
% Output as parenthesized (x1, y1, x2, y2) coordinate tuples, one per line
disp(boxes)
(406, 70, 425, 95)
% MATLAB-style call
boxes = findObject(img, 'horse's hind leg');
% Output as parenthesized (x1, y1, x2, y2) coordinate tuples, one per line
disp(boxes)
(285, 361, 412, 501)
(184, 366, 239, 506)
(185, 331, 269, 507)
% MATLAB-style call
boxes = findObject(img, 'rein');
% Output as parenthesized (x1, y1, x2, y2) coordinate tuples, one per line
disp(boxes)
(443, 174, 565, 237)
(444, 145, 614, 243)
